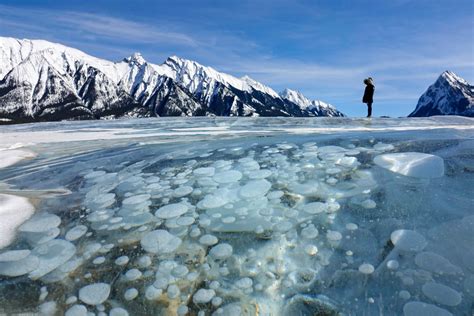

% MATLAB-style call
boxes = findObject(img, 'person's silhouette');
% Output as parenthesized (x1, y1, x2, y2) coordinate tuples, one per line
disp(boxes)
(362, 77, 375, 117)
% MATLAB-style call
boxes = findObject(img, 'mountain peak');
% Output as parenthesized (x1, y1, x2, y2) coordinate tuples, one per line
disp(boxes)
(409, 70, 474, 117)
(124, 52, 146, 65)
(439, 70, 467, 86)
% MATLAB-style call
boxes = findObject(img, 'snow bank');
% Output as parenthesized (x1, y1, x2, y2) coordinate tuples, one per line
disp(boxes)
(0, 194, 35, 249)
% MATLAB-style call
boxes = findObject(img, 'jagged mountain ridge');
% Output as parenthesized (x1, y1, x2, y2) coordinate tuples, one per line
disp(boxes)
(0, 37, 344, 123)
(409, 71, 474, 117)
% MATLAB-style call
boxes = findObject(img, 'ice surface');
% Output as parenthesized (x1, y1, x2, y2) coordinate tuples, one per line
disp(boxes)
(0, 116, 472, 315)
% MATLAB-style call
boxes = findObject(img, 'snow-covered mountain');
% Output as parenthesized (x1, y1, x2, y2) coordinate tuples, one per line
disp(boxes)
(409, 71, 474, 117)
(0, 37, 344, 123)
(279, 88, 343, 117)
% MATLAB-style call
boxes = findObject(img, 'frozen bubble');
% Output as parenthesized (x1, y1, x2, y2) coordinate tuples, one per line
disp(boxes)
(403, 301, 453, 316)
(173, 186, 193, 197)
(248, 169, 272, 179)
(176, 216, 195, 226)
(65, 296, 77, 305)
(167, 284, 180, 299)
(19, 213, 61, 233)
(172, 265, 189, 278)
(275, 221, 293, 232)
(267, 190, 284, 199)
(212, 297, 223, 307)
(125, 268, 142, 281)
(387, 260, 399, 270)
(0, 249, 39, 277)
(361, 199, 376, 209)
(222, 216, 236, 223)
(193, 289, 216, 304)
(209, 243, 233, 259)
(236, 277, 253, 289)
(199, 234, 218, 246)
(178, 305, 189, 316)
(145, 285, 162, 300)
(326, 167, 342, 175)
(358, 263, 375, 274)
(346, 223, 358, 230)
(239, 180, 271, 199)
(155, 203, 188, 219)
(115, 256, 129, 266)
(373, 142, 395, 151)
(124, 288, 139, 301)
(213, 170, 242, 184)
(141, 230, 182, 254)
(78, 283, 110, 305)
(422, 282, 461, 306)
(199, 195, 228, 209)
(301, 225, 319, 239)
(92, 256, 106, 265)
(137, 255, 152, 268)
(194, 167, 215, 177)
(29, 239, 76, 280)
(399, 290, 411, 300)
(289, 182, 318, 196)
(190, 227, 201, 238)
(65, 304, 87, 316)
(65, 225, 88, 241)
(391, 229, 427, 252)
(336, 156, 360, 168)
(374, 152, 444, 178)
(210, 281, 220, 290)
(326, 230, 342, 241)
(109, 307, 129, 316)
(303, 202, 326, 214)
(305, 245, 318, 256)
(414, 252, 462, 275)
(122, 194, 150, 206)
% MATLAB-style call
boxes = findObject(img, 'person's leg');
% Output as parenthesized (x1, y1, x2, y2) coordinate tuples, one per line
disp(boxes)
(367, 103, 372, 117)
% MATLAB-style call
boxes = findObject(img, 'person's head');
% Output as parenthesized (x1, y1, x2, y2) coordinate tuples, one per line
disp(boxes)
(364, 77, 374, 85)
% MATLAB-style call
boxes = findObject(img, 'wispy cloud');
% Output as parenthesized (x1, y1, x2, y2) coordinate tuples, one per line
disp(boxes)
(0, 5, 197, 47)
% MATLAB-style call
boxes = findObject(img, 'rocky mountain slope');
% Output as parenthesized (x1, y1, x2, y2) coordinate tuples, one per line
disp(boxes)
(409, 71, 474, 117)
(0, 37, 344, 123)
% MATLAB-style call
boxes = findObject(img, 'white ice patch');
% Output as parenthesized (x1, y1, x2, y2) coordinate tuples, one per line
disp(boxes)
(78, 283, 111, 305)
(0, 194, 35, 249)
(391, 229, 427, 252)
(29, 239, 76, 280)
(239, 180, 271, 199)
(209, 243, 233, 259)
(155, 203, 188, 219)
(421, 282, 461, 307)
(414, 252, 462, 275)
(213, 170, 242, 184)
(403, 301, 453, 316)
(193, 289, 215, 304)
(374, 152, 444, 178)
(140, 230, 182, 254)
(0, 249, 39, 276)
(65, 225, 88, 241)
(0, 149, 36, 169)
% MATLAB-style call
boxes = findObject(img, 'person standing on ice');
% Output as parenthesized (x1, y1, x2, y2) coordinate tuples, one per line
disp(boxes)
(362, 77, 375, 117)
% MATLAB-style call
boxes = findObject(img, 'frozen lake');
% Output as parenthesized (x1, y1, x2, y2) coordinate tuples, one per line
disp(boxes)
(0, 116, 473, 315)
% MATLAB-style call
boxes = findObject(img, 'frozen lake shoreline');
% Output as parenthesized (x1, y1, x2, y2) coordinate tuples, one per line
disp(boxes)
(0, 116, 473, 315)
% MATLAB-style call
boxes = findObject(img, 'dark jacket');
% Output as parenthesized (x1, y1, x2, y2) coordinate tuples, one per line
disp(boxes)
(363, 83, 374, 104)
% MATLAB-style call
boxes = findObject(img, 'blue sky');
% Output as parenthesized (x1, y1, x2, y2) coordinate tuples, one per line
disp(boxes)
(0, 0, 473, 117)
